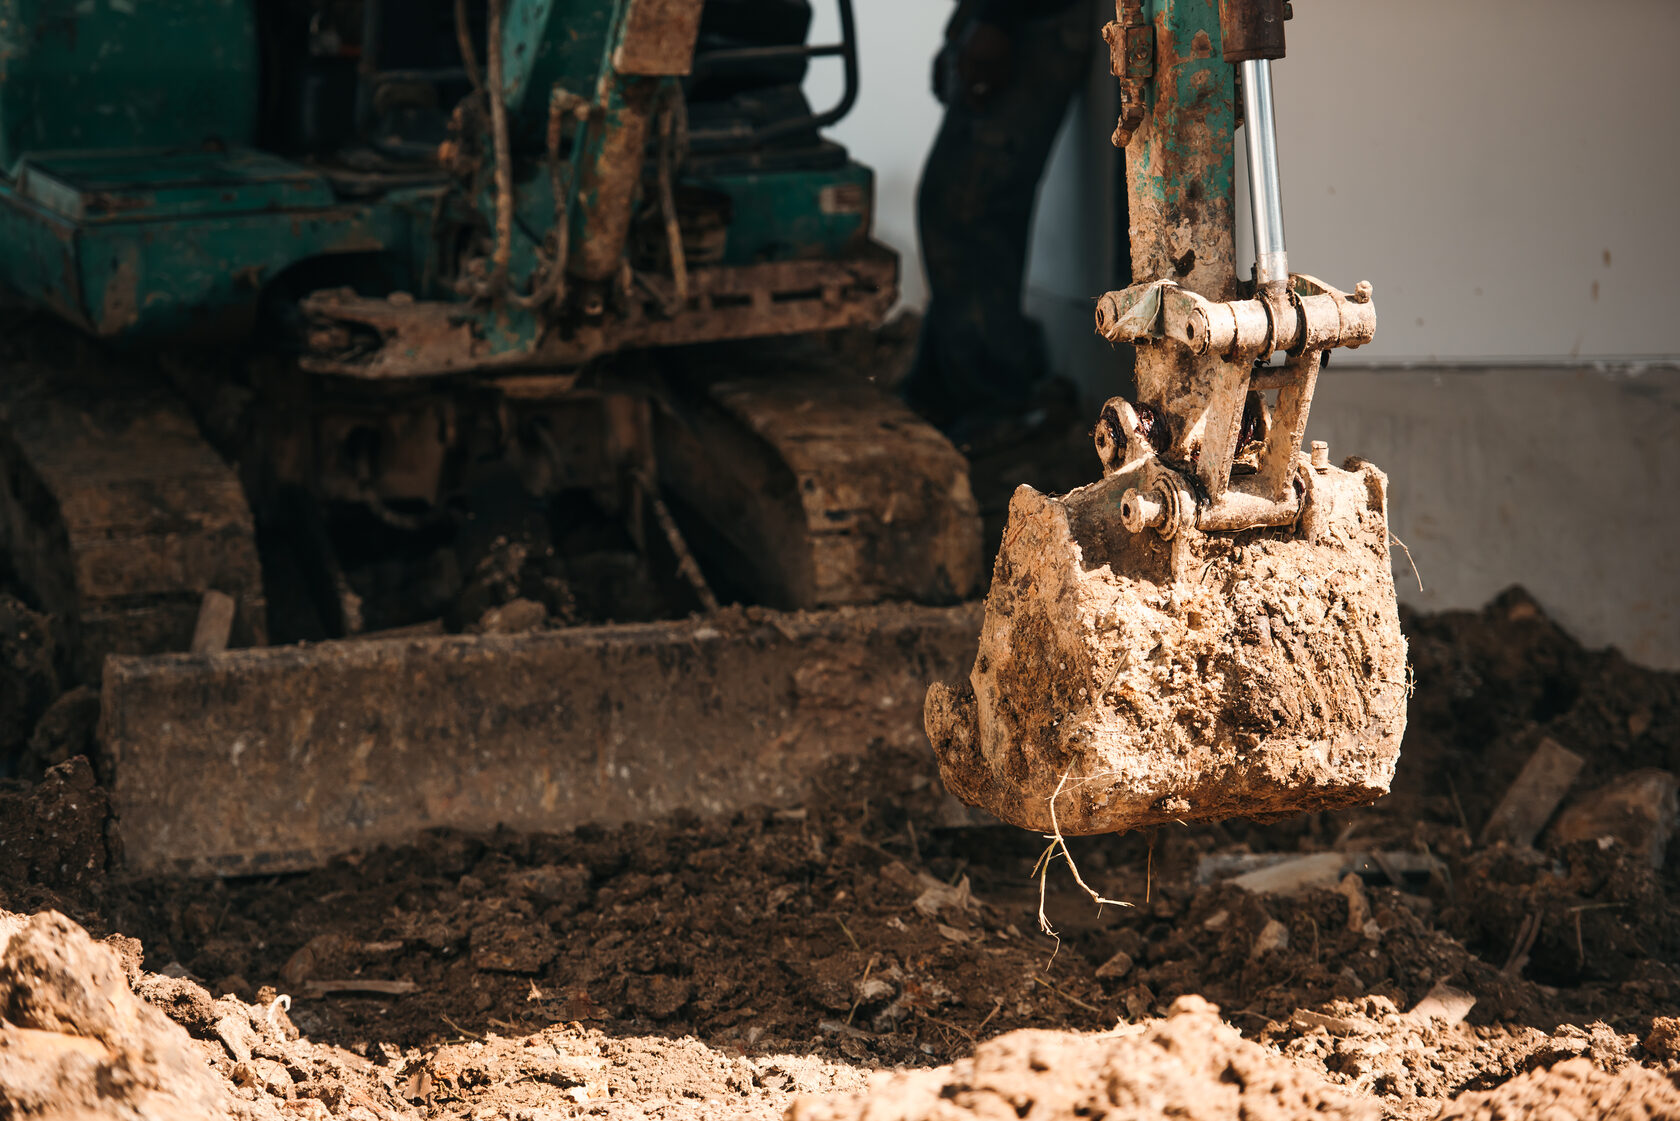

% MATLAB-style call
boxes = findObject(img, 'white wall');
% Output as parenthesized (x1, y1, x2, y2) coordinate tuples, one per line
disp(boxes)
(806, 1, 949, 309)
(811, 0, 1680, 365)
(1251, 0, 1680, 364)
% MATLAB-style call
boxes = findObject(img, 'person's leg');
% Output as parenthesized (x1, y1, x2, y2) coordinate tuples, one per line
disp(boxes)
(902, 3, 1095, 432)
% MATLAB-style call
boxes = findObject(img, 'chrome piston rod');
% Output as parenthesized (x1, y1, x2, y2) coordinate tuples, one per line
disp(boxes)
(1240, 58, 1288, 293)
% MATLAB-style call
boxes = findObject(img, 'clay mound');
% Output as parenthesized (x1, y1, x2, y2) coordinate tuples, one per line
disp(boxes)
(1434, 1057, 1680, 1121)
(0, 910, 246, 1121)
(786, 995, 1377, 1121)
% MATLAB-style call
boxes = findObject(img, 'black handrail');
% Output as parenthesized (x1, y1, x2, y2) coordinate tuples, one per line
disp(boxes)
(689, 0, 859, 146)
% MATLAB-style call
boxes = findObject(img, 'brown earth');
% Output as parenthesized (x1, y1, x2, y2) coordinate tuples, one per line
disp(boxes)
(2, 578, 1679, 1120)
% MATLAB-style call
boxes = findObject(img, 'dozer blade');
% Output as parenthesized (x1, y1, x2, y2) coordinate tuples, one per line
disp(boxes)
(925, 455, 1408, 836)
(102, 602, 981, 876)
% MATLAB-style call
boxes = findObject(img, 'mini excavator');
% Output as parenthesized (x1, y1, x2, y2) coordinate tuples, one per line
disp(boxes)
(927, 0, 1408, 835)
(0, 0, 1403, 873)
(0, 0, 985, 873)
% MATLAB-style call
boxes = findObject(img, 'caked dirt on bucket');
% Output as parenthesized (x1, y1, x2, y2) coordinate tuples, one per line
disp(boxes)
(2, 589, 1680, 1120)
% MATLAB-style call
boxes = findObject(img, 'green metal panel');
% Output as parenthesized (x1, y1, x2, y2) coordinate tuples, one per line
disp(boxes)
(692, 162, 875, 266)
(0, 0, 259, 177)
(0, 150, 410, 338)
(500, 0, 621, 115)
(17, 149, 335, 222)
(1131, 0, 1237, 212)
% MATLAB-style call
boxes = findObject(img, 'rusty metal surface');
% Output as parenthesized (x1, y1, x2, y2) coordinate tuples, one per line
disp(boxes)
(299, 249, 897, 380)
(612, 0, 706, 76)
(1102, 0, 1154, 148)
(1217, 0, 1288, 63)
(655, 364, 984, 610)
(101, 602, 983, 876)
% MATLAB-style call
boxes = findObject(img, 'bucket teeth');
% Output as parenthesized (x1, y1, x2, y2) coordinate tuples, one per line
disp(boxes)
(925, 457, 1408, 835)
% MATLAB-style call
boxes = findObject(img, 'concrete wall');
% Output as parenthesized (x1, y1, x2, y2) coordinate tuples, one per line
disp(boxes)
(1309, 367, 1680, 670)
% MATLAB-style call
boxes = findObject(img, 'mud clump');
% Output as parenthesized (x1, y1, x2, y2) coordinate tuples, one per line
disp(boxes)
(789, 995, 1377, 1121)
(0, 910, 234, 1120)
(0, 756, 107, 892)
(1435, 1057, 1680, 1120)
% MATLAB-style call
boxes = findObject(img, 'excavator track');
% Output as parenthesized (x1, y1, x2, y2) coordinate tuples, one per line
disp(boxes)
(0, 324, 988, 875)
(0, 323, 265, 675)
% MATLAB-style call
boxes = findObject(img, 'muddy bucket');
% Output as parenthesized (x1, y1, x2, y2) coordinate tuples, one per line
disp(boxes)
(925, 451, 1408, 835)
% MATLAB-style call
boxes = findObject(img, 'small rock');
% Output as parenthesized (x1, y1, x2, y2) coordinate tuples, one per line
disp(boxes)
(1292, 1009, 1378, 1037)
(215, 1011, 257, 1063)
(1228, 852, 1346, 894)
(1251, 919, 1290, 958)
(472, 597, 548, 634)
(1337, 873, 1371, 934)
(133, 973, 217, 1035)
(1095, 949, 1134, 980)
(232, 1058, 295, 1098)
(1645, 1016, 1680, 1061)
(853, 977, 894, 1004)
(1407, 981, 1475, 1029)
(1201, 909, 1230, 932)
(1550, 769, 1679, 869)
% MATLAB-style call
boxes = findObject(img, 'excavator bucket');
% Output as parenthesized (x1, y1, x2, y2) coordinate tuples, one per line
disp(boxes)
(925, 0, 1409, 834)
(925, 441, 1408, 835)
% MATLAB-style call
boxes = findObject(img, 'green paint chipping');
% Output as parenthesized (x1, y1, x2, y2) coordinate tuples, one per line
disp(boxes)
(1131, 0, 1236, 214)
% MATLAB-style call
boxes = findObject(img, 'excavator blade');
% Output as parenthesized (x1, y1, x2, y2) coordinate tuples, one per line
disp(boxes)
(924, 456, 1408, 836)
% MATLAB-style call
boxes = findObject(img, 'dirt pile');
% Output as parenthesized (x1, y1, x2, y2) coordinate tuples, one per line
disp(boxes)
(0, 910, 254, 1120)
(787, 995, 1377, 1121)
(1435, 1058, 1680, 1121)
(0, 590, 1676, 1120)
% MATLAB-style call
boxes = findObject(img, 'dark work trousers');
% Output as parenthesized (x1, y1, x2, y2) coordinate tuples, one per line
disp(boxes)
(901, 2, 1098, 431)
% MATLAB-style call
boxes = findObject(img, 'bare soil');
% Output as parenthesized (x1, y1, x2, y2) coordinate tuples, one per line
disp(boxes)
(2, 587, 1679, 1119)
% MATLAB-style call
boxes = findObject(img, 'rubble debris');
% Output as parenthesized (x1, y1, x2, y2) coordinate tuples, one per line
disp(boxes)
(1550, 768, 1678, 869)
(0, 589, 1674, 1121)
(0, 911, 235, 1121)
(1408, 981, 1476, 1029)
(1199, 849, 1444, 892)
(1250, 918, 1290, 958)
(1226, 852, 1346, 894)
(786, 996, 1378, 1121)
(1434, 1056, 1680, 1121)
(1645, 1017, 1680, 1062)
(1479, 736, 1585, 847)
